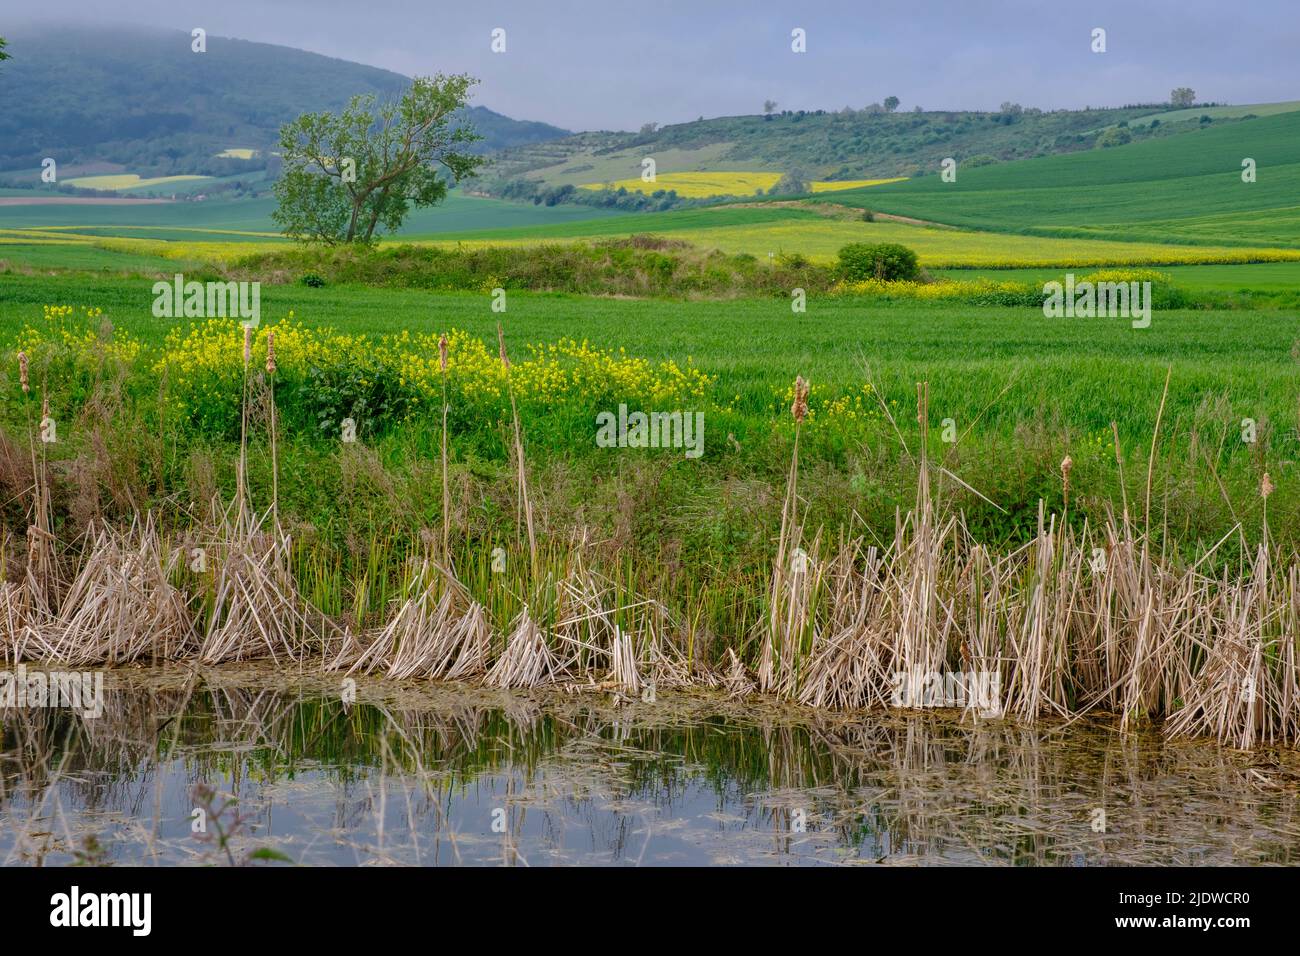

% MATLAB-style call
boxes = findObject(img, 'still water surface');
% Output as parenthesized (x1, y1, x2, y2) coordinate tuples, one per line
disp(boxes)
(3, 666, 1300, 866)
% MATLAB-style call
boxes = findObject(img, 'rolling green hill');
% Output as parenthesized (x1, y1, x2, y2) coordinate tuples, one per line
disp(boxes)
(483, 100, 1279, 199)
(0, 26, 570, 182)
(820, 111, 1300, 247)
(1127, 100, 1300, 126)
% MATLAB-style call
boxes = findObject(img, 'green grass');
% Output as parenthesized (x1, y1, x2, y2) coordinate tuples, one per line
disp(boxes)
(397, 204, 1300, 268)
(935, 260, 1300, 288)
(397, 192, 623, 232)
(823, 111, 1300, 247)
(933, 261, 1300, 300)
(1128, 100, 1300, 126)
(3, 273, 1296, 459)
(0, 190, 621, 239)
(399, 204, 811, 242)
(0, 242, 189, 272)
(0, 196, 283, 233)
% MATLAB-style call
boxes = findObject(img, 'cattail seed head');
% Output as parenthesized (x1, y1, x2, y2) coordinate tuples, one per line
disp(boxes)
(41, 394, 49, 419)
(243, 325, 252, 365)
(1061, 455, 1073, 478)
(17, 351, 29, 393)
(497, 323, 510, 371)
(439, 334, 448, 373)
(791, 376, 809, 424)
(1262, 472, 1275, 499)
(265, 331, 276, 374)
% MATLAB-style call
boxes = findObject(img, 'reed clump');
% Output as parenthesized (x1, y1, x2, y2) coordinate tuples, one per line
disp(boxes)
(758, 377, 1300, 747)
(321, 323, 695, 694)
(38, 515, 192, 665)
(197, 501, 343, 664)
(333, 562, 490, 681)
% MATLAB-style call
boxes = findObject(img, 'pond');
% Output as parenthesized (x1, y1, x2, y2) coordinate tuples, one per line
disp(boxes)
(3, 666, 1300, 866)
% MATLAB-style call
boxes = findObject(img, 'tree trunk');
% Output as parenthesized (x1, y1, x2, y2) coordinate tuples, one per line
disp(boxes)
(345, 200, 361, 242)
(362, 183, 393, 241)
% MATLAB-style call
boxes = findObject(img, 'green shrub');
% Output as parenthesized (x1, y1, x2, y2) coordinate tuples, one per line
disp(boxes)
(1096, 127, 1132, 148)
(769, 170, 810, 195)
(836, 242, 920, 282)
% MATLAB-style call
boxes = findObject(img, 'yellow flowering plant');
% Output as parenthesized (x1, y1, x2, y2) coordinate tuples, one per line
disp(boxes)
(149, 319, 714, 438)
(8, 305, 141, 409)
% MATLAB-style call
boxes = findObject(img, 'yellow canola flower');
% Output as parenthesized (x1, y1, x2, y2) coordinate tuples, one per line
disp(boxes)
(152, 320, 714, 418)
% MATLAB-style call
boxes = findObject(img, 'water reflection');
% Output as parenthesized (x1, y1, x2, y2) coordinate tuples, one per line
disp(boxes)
(3, 666, 1300, 866)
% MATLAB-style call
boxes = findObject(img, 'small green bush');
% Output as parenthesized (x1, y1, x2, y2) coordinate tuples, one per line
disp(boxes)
(836, 242, 920, 281)
(1096, 127, 1132, 148)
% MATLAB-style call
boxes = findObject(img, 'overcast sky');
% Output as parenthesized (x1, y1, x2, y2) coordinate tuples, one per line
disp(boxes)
(7, 1, 1297, 130)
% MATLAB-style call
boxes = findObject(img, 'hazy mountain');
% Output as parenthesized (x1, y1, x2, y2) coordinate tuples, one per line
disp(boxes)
(0, 26, 571, 177)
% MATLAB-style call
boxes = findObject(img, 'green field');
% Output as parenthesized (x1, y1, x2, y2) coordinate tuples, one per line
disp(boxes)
(3, 274, 1296, 554)
(1128, 100, 1300, 126)
(933, 261, 1300, 292)
(0, 190, 622, 239)
(393, 205, 1300, 268)
(825, 111, 1300, 247)
(577, 171, 906, 197)
(18, 200, 1296, 271)
(0, 242, 191, 272)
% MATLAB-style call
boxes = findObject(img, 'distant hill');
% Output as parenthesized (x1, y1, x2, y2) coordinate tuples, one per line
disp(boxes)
(486, 100, 1291, 202)
(0, 26, 570, 184)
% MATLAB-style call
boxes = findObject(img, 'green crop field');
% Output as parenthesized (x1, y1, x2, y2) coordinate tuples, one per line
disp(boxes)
(933, 261, 1300, 292)
(0, 190, 622, 240)
(2, 271, 1297, 560)
(824, 111, 1300, 247)
(1128, 100, 1300, 126)
(398, 204, 1300, 268)
(23, 201, 1298, 271)
(3, 271, 1296, 456)
(0, 242, 190, 272)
